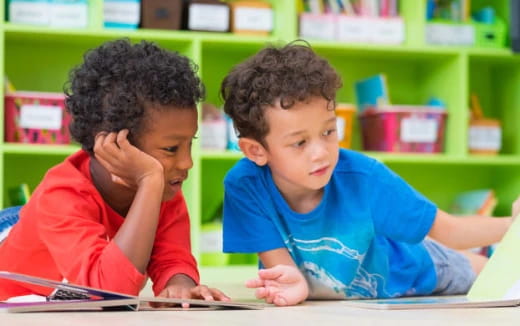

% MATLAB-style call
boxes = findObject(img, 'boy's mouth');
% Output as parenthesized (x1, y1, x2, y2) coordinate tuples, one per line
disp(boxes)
(310, 165, 329, 176)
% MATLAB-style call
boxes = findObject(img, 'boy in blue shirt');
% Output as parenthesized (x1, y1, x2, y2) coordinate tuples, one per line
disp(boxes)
(219, 42, 513, 306)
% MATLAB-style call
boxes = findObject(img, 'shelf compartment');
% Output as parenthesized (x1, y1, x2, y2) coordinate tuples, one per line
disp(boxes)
(3, 152, 69, 206)
(5, 25, 198, 93)
(469, 55, 520, 156)
(310, 46, 465, 156)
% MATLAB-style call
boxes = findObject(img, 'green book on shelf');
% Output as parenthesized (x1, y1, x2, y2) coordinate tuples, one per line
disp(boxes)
(8, 183, 31, 206)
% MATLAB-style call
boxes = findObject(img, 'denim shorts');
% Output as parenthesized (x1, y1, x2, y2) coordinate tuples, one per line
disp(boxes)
(423, 238, 476, 295)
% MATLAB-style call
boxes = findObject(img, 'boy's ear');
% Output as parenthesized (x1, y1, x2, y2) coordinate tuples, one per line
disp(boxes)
(239, 138, 268, 166)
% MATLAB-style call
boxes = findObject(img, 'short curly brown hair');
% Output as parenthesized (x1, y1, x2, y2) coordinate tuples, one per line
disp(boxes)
(65, 38, 204, 154)
(220, 41, 342, 146)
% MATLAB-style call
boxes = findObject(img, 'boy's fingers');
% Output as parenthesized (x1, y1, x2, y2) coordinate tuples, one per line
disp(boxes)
(99, 132, 120, 156)
(273, 295, 288, 307)
(196, 286, 215, 301)
(111, 174, 132, 188)
(209, 288, 231, 301)
(93, 132, 108, 153)
(180, 288, 191, 308)
(254, 287, 267, 299)
(258, 266, 285, 280)
(94, 131, 107, 144)
(103, 131, 117, 146)
(116, 129, 131, 149)
(245, 278, 264, 288)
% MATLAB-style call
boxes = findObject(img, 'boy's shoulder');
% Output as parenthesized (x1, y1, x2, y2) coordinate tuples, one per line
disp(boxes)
(224, 157, 263, 184)
(38, 150, 94, 191)
(335, 148, 379, 176)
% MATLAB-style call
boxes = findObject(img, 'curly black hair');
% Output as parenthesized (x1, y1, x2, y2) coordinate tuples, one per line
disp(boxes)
(64, 38, 204, 153)
(220, 41, 342, 146)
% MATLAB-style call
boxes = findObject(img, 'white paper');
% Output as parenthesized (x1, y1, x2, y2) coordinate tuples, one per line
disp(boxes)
(234, 7, 272, 31)
(299, 15, 336, 41)
(400, 118, 438, 143)
(469, 126, 501, 151)
(336, 116, 346, 141)
(6, 294, 47, 303)
(50, 3, 88, 28)
(9, 1, 50, 25)
(104, 1, 140, 25)
(189, 4, 229, 31)
(19, 105, 63, 130)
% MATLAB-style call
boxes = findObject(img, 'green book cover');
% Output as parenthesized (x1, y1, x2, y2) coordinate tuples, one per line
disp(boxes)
(468, 216, 520, 300)
(8, 183, 31, 206)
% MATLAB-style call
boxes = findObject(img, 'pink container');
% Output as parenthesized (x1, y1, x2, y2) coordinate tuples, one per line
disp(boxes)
(359, 106, 447, 153)
(4, 92, 71, 144)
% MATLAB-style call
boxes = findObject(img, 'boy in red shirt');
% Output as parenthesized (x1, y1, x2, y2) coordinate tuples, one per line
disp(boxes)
(0, 39, 229, 303)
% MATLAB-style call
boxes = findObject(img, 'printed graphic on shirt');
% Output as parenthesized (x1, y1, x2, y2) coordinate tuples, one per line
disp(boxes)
(287, 236, 392, 299)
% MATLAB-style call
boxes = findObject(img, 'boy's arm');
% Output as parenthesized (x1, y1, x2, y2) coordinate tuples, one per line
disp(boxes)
(428, 209, 512, 250)
(245, 248, 309, 306)
(94, 130, 164, 273)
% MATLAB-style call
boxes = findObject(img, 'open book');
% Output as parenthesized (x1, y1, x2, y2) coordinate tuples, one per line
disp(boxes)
(343, 215, 520, 310)
(0, 271, 264, 312)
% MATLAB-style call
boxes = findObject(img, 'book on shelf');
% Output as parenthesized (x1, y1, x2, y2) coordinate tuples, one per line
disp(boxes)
(512, 0, 520, 52)
(450, 189, 498, 257)
(450, 189, 497, 216)
(354, 74, 389, 113)
(342, 210, 520, 310)
(0, 271, 264, 313)
(8, 183, 31, 207)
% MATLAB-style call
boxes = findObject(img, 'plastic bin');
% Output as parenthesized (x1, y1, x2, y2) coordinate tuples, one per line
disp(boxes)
(336, 104, 356, 149)
(359, 105, 447, 153)
(4, 91, 71, 144)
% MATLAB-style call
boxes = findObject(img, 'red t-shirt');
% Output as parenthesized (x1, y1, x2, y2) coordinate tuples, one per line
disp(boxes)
(0, 150, 199, 300)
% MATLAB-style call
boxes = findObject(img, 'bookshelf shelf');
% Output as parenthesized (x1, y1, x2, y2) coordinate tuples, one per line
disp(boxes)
(2, 143, 80, 155)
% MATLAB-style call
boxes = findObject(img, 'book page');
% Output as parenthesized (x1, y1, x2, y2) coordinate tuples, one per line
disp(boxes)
(468, 216, 520, 300)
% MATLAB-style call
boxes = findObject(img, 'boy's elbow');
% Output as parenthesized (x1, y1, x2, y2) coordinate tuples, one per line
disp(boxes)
(427, 211, 462, 249)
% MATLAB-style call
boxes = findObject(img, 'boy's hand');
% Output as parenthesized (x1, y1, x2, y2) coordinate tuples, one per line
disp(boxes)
(245, 264, 309, 306)
(154, 274, 231, 308)
(93, 129, 164, 189)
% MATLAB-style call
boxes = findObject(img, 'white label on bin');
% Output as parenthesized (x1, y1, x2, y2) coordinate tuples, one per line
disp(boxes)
(50, 3, 88, 28)
(336, 117, 345, 141)
(425, 24, 475, 46)
(400, 118, 438, 143)
(19, 105, 62, 130)
(189, 4, 229, 31)
(235, 8, 273, 31)
(469, 126, 501, 151)
(337, 17, 369, 43)
(371, 19, 405, 44)
(201, 120, 227, 150)
(200, 230, 223, 252)
(104, 1, 140, 25)
(10, 2, 50, 25)
(299, 14, 336, 41)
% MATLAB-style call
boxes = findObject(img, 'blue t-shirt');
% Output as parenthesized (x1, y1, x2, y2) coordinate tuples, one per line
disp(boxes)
(223, 149, 438, 299)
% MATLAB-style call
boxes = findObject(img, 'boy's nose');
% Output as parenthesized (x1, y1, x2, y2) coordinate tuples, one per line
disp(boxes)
(310, 141, 328, 160)
(176, 151, 193, 171)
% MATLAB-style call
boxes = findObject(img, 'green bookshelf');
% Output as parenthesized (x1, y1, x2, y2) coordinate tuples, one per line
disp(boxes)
(1, 0, 520, 283)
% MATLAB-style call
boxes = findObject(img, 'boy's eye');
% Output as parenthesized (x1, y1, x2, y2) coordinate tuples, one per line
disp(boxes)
(293, 140, 306, 148)
(323, 129, 336, 136)
(163, 146, 179, 153)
